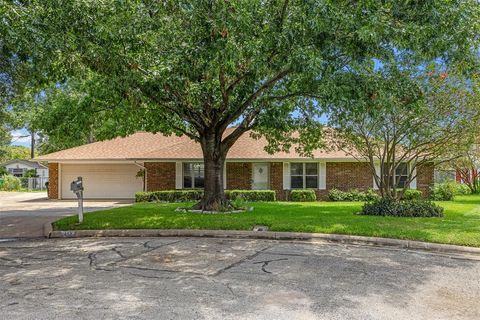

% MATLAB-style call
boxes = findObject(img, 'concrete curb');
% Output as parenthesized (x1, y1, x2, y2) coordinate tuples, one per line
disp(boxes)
(43, 222, 53, 238)
(46, 226, 480, 255)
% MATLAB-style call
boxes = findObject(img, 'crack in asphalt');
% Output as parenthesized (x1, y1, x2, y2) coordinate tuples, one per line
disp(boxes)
(253, 258, 288, 274)
(87, 240, 183, 273)
(212, 245, 273, 276)
(86, 240, 279, 281)
(111, 247, 128, 259)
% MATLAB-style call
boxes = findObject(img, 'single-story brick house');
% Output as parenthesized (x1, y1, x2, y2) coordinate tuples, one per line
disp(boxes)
(35, 130, 434, 200)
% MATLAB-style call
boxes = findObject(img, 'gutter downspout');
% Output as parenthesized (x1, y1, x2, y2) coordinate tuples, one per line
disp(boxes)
(134, 161, 147, 192)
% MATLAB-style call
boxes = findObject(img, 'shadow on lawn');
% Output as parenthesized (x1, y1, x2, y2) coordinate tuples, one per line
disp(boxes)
(2, 238, 479, 318)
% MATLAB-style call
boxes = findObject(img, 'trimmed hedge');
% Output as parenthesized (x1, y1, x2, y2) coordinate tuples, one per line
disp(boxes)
(360, 198, 444, 217)
(225, 190, 276, 202)
(135, 190, 203, 202)
(328, 188, 379, 202)
(289, 189, 317, 202)
(136, 189, 276, 203)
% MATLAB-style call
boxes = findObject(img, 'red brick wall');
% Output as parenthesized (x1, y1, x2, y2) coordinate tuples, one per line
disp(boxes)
(145, 162, 176, 191)
(326, 162, 373, 191)
(270, 162, 285, 200)
(143, 160, 434, 200)
(47, 163, 58, 199)
(226, 162, 252, 190)
(270, 162, 374, 200)
(417, 163, 434, 196)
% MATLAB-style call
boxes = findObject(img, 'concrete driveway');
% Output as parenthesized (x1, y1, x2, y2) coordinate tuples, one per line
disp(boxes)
(0, 237, 479, 319)
(0, 192, 132, 238)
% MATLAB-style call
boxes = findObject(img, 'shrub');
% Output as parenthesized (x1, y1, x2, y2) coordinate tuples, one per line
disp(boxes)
(402, 189, 423, 200)
(328, 188, 380, 202)
(231, 196, 247, 210)
(455, 183, 471, 195)
(23, 169, 38, 178)
(225, 190, 276, 202)
(328, 188, 347, 201)
(363, 189, 381, 202)
(289, 189, 317, 202)
(135, 192, 151, 202)
(0, 175, 22, 191)
(431, 182, 457, 201)
(431, 181, 473, 201)
(136, 189, 276, 203)
(135, 190, 204, 202)
(360, 198, 444, 217)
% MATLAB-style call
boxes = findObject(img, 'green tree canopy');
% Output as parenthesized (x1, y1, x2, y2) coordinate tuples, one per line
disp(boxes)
(3, 0, 479, 209)
(326, 64, 480, 199)
(0, 145, 31, 163)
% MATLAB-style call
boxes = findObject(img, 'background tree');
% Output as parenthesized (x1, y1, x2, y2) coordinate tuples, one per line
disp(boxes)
(449, 144, 480, 194)
(1, 2, 33, 161)
(15, 75, 126, 154)
(4, 0, 480, 209)
(327, 65, 480, 200)
(0, 108, 11, 161)
(0, 145, 31, 163)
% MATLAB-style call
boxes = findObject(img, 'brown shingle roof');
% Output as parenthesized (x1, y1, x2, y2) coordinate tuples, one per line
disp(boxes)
(35, 129, 355, 161)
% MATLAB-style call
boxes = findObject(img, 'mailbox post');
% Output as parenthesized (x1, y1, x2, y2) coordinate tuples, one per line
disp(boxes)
(70, 177, 84, 223)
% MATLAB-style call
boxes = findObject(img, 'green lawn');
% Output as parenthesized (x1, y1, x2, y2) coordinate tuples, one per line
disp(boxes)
(54, 194, 480, 247)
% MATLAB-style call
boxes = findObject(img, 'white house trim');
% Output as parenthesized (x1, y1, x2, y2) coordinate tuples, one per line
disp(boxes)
(283, 162, 291, 190)
(410, 166, 417, 189)
(373, 163, 381, 190)
(223, 162, 227, 189)
(318, 162, 326, 190)
(175, 162, 183, 189)
(58, 163, 62, 199)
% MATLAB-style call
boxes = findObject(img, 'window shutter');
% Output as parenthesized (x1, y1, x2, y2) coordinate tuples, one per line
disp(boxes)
(410, 166, 417, 189)
(223, 162, 227, 189)
(283, 162, 291, 190)
(175, 162, 183, 189)
(373, 163, 381, 190)
(318, 162, 326, 190)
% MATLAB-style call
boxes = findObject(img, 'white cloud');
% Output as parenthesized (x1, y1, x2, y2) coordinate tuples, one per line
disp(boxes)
(10, 130, 31, 143)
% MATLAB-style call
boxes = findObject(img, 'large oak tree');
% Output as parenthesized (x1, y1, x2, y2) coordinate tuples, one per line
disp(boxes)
(3, 0, 479, 209)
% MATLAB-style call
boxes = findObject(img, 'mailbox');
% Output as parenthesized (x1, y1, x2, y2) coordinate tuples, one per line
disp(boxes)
(70, 177, 84, 193)
(70, 177, 84, 223)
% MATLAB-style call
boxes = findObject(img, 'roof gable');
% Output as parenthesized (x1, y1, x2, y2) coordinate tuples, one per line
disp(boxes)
(1, 159, 47, 169)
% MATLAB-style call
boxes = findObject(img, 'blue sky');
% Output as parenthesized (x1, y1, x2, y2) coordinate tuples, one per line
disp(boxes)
(10, 128, 31, 147)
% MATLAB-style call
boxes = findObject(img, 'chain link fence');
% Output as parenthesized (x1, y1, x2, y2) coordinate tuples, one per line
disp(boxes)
(19, 177, 49, 190)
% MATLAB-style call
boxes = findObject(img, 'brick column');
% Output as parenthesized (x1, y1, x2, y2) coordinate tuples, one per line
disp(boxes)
(48, 163, 59, 199)
(270, 162, 285, 200)
(417, 163, 434, 197)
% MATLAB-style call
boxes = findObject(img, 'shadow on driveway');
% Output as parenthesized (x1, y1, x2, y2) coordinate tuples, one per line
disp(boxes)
(0, 191, 132, 238)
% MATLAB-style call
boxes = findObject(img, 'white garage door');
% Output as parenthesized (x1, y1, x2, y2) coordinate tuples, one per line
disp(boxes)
(60, 164, 143, 199)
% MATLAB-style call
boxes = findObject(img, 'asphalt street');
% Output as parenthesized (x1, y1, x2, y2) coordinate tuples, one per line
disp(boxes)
(1, 237, 479, 320)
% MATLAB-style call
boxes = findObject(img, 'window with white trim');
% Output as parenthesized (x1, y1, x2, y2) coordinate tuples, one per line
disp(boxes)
(290, 163, 318, 189)
(382, 163, 409, 188)
(183, 163, 204, 188)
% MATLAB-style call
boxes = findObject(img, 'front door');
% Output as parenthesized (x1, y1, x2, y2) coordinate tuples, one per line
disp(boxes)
(252, 163, 269, 190)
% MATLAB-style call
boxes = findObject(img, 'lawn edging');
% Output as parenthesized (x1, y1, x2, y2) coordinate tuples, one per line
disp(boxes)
(45, 224, 480, 256)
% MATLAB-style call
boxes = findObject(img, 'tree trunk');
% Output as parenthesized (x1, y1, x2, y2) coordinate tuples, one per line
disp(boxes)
(193, 133, 231, 211)
(30, 129, 35, 159)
